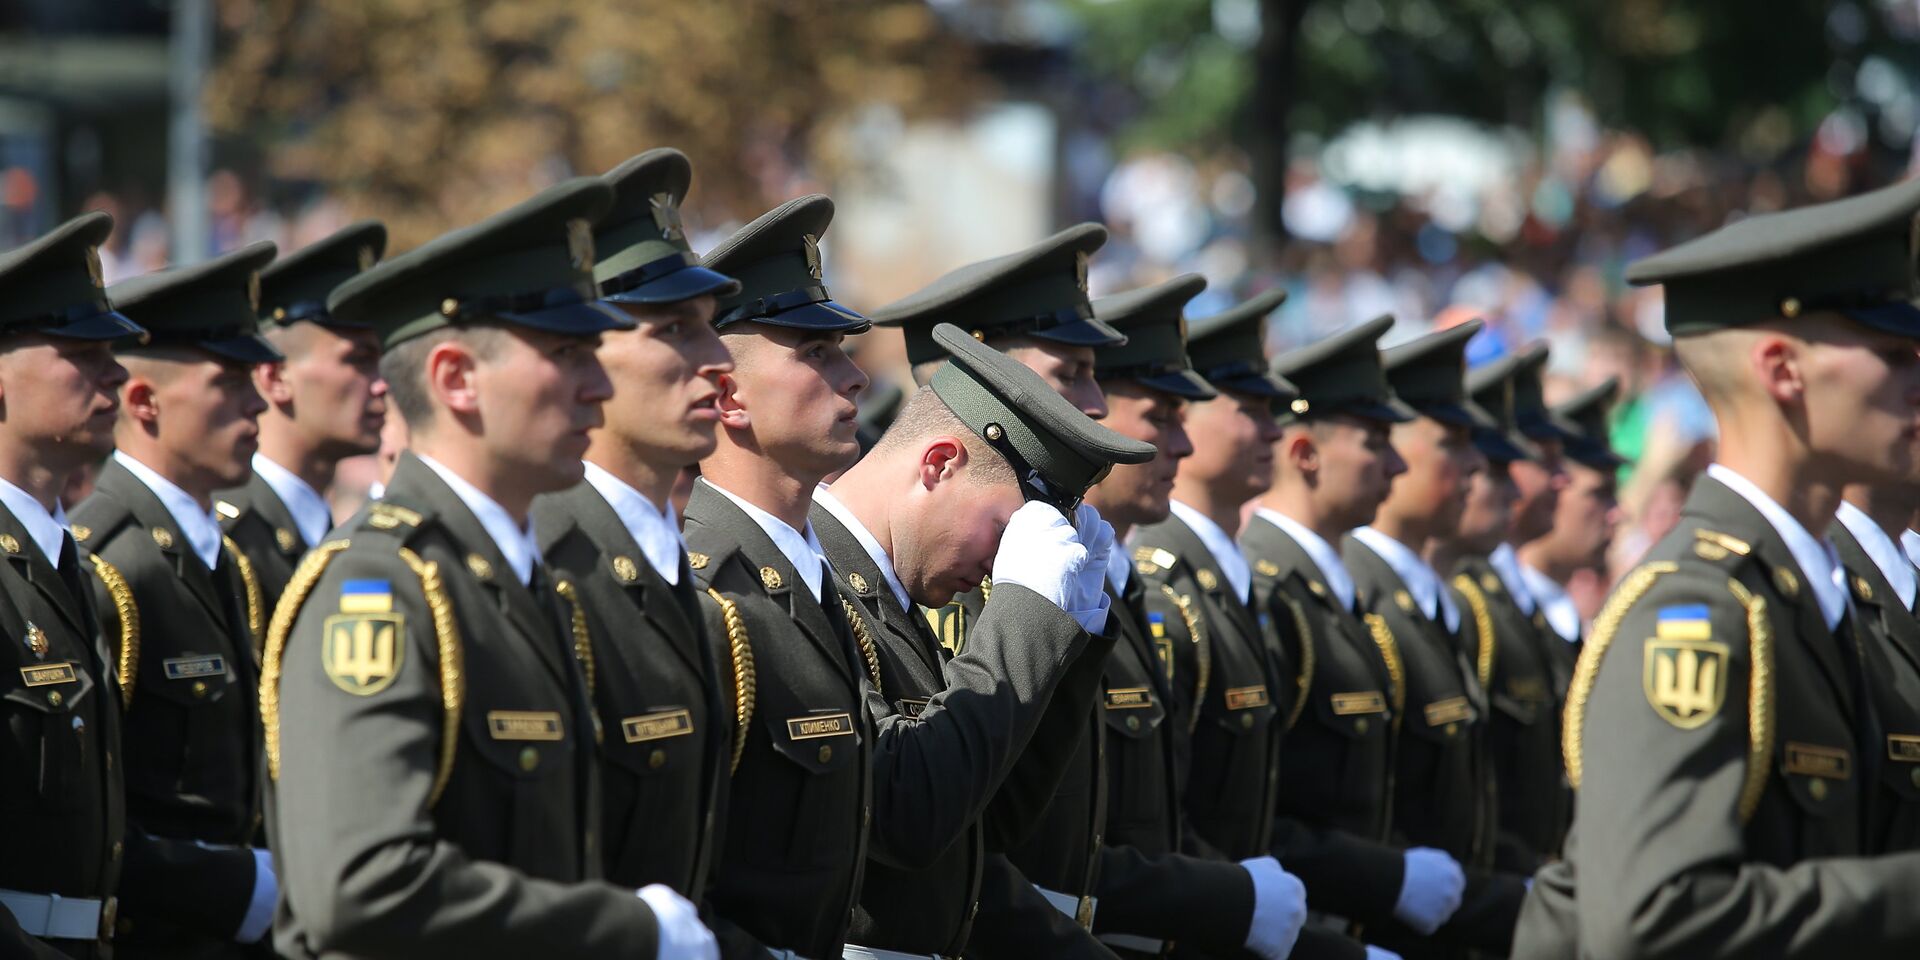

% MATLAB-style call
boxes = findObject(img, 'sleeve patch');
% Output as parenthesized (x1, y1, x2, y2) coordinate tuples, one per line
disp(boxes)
(339, 579, 394, 614)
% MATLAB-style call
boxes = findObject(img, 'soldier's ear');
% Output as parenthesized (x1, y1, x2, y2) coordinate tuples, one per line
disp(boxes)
(714, 371, 749, 430)
(1752, 334, 1806, 408)
(253, 361, 293, 406)
(1284, 430, 1318, 474)
(123, 377, 160, 426)
(424, 339, 481, 415)
(919, 436, 965, 490)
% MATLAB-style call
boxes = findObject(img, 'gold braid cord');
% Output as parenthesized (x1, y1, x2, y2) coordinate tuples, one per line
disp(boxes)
(554, 579, 595, 697)
(1727, 577, 1774, 824)
(1364, 614, 1406, 731)
(1452, 574, 1497, 692)
(1564, 561, 1676, 791)
(223, 535, 265, 654)
(979, 575, 992, 605)
(90, 555, 139, 709)
(707, 587, 756, 773)
(395, 548, 464, 809)
(841, 599, 884, 697)
(1279, 593, 1314, 731)
(1161, 584, 1209, 734)
(261, 540, 351, 783)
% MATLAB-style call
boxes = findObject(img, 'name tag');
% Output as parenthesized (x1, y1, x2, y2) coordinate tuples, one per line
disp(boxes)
(1889, 735, 1920, 763)
(895, 698, 930, 719)
(786, 712, 854, 740)
(1224, 685, 1269, 710)
(164, 655, 227, 680)
(1505, 677, 1549, 702)
(1331, 691, 1386, 715)
(20, 663, 77, 687)
(621, 709, 693, 743)
(1784, 742, 1850, 779)
(1424, 697, 1473, 726)
(488, 710, 564, 741)
(1106, 687, 1154, 709)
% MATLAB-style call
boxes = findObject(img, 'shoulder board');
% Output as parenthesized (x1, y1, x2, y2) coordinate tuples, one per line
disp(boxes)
(214, 499, 242, 521)
(1253, 558, 1281, 579)
(1133, 545, 1180, 577)
(1691, 528, 1752, 564)
(70, 500, 134, 550)
(366, 502, 425, 530)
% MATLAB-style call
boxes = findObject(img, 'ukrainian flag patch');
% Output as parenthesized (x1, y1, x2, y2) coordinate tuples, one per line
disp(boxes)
(1655, 604, 1711, 641)
(340, 579, 394, 614)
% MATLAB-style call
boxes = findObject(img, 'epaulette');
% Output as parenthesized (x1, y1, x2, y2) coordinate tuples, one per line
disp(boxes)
(1133, 544, 1180, 578)
(1690, 528, 1752, 564)
(365, 501, 426, 532)
(214, 498, 243, 523)
(69, 498, 134, 551)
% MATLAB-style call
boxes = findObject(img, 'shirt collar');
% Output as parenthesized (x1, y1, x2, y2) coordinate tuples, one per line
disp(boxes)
(113, 450, 223, 569)
(1519, 562, 1579, 643)
(1487, 542, 1536, 615)
(704, 479, 826, 602)
(1706, 463, 1844, 630)
(1105, 539, 1132, 595)
(1169, 499, 1252, 604)
(1905, 529, 1920, 573)
(1835, 499, 1916, 612)
(417, 454, 538, 586)
(250, 453, 333, 549)
(1352, 525, 1459, 632)
(0, 476, 68, 566)
(582, 461, 684, 585)
(812, 486, 911, 612)
(1252, 507, 1355, 612)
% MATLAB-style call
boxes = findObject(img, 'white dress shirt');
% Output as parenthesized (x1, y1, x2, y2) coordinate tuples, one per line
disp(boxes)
(1706, 463, 1843, 630)
(1519, 563, 1580, 643)
(0, 476, 70, 566)
(1351, 525, 1460, 632)
(114, 450, 223, 569)
(1486, 542, 1536, 615)
(1169, 500, 1253, 604)
(1835, 499, 1916, 612)
(1251, 508, 1356, 612)
(813, 487, 912, 612)
(583, 461, 685, 585)
(418, 455, 538, 586)
(1903, 529, 1920, 575)
(704, 479, 827, 602)
(251, 453, 333, 549)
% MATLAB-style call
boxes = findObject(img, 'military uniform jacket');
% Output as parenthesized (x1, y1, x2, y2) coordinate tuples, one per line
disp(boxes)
(1829, 521, 1920, 853)
(809, 501, 1113, 957)
(683, 483, 872, 960)
(1131, 516, 1286, 862)
(1451, 553, 1568, 869)
(532, 482, 728, 896)
(216, 468, 312, 620)
(1240, 515, 1407, 925)
(264, 454, 661, 960)
(1517, 476, 1920, 959)
(0, 501, 256, 959)
(73, 459, 266, 849)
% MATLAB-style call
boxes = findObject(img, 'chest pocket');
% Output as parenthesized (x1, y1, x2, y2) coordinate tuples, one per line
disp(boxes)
(1777, 740, 1858, 858)
(742, 706, 862, 870)
(462, 701, 577, 870)
(5, 662, 97, 811)
(126, 646, 248, 809)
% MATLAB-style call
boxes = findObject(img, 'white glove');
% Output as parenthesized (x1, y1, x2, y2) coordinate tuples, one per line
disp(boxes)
(235, 847, 276, 942)
(1238, 855, 1307, 960)
(1068, 503, 1116, 633)
(991, 500, 1087, 610)
(1365, 948, 1405, 960)
(1392, 846, 1465, 935)
(637, 884, 718, 960)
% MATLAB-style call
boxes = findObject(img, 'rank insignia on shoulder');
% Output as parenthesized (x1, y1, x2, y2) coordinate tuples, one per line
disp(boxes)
(1694, 529, 1751, 556)
(1254, 559, 1280, 577)
(368, 503, 423, 529)
(69, 524, 89, 543)
(214, 500, 240, 520)
(1644, 605, 1727, 729)
(1134, 546, 1177, 571)
(322, 608, 404, 697)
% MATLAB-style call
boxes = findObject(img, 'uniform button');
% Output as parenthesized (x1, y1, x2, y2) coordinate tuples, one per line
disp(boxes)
(1809, 778, 1827, 800)
(1911, 767, 1920, 789)
(1125, 716, 1140, 732)
(519, 746, 539, 772)
(649, 748, 666, 769)
(818, 744, 833, 763)
(1445, 722, 1458, 737)
(46, 690, 61, 707)
(191, 681, 208, 699)
(112, 841, 123, 860)
(1239, 712, 1253, 729)
(1355, 718, 1369, 734)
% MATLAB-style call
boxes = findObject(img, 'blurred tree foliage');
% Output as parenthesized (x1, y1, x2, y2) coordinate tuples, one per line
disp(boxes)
(1065, 0, 1909, 238)
(207, 0, 976, 249)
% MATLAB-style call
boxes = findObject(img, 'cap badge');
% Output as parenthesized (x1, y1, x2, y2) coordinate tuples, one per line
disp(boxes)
(85, 245, 105, 290)
(1290, 398, 1310, 415)
(566, 218, 596, 272)
(247, 271, 262, 312)
(359, 244, 377, 271)
(649, 193, 686, 243)
(1075, 251, 1090, 294)
(802, 234, 823, 281)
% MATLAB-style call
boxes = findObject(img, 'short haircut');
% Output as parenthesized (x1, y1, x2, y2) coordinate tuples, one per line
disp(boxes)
(378, 325, 509, 429)
(870, 385, 1016, 486)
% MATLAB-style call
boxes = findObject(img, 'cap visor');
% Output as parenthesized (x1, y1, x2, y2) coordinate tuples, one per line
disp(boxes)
(1518, 411, 1581, 444)
(500, 299, 639, 336)
(46, 309, 147, 343)
(1135, 368, 1218, 401)
(1568, 440, 1629, 471)
(1339, 398, 1417, 424)
(602, 265, 743, 305)
(1031, 316, 1128, 348)
(1423, 399, 1499, 431)
(736, 298, 871, 334)
(200, 333, 285, 364)
(1843, 301, 1920, 338)
(1210, 371, 1296, 399)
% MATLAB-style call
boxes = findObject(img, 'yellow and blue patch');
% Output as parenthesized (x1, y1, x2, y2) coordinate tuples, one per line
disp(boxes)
(339, 579, 394, 614)
(1655, 604, 1711, 641)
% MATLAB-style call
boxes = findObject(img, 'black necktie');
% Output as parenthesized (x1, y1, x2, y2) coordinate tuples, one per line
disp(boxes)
(55, 534, 86, 609)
